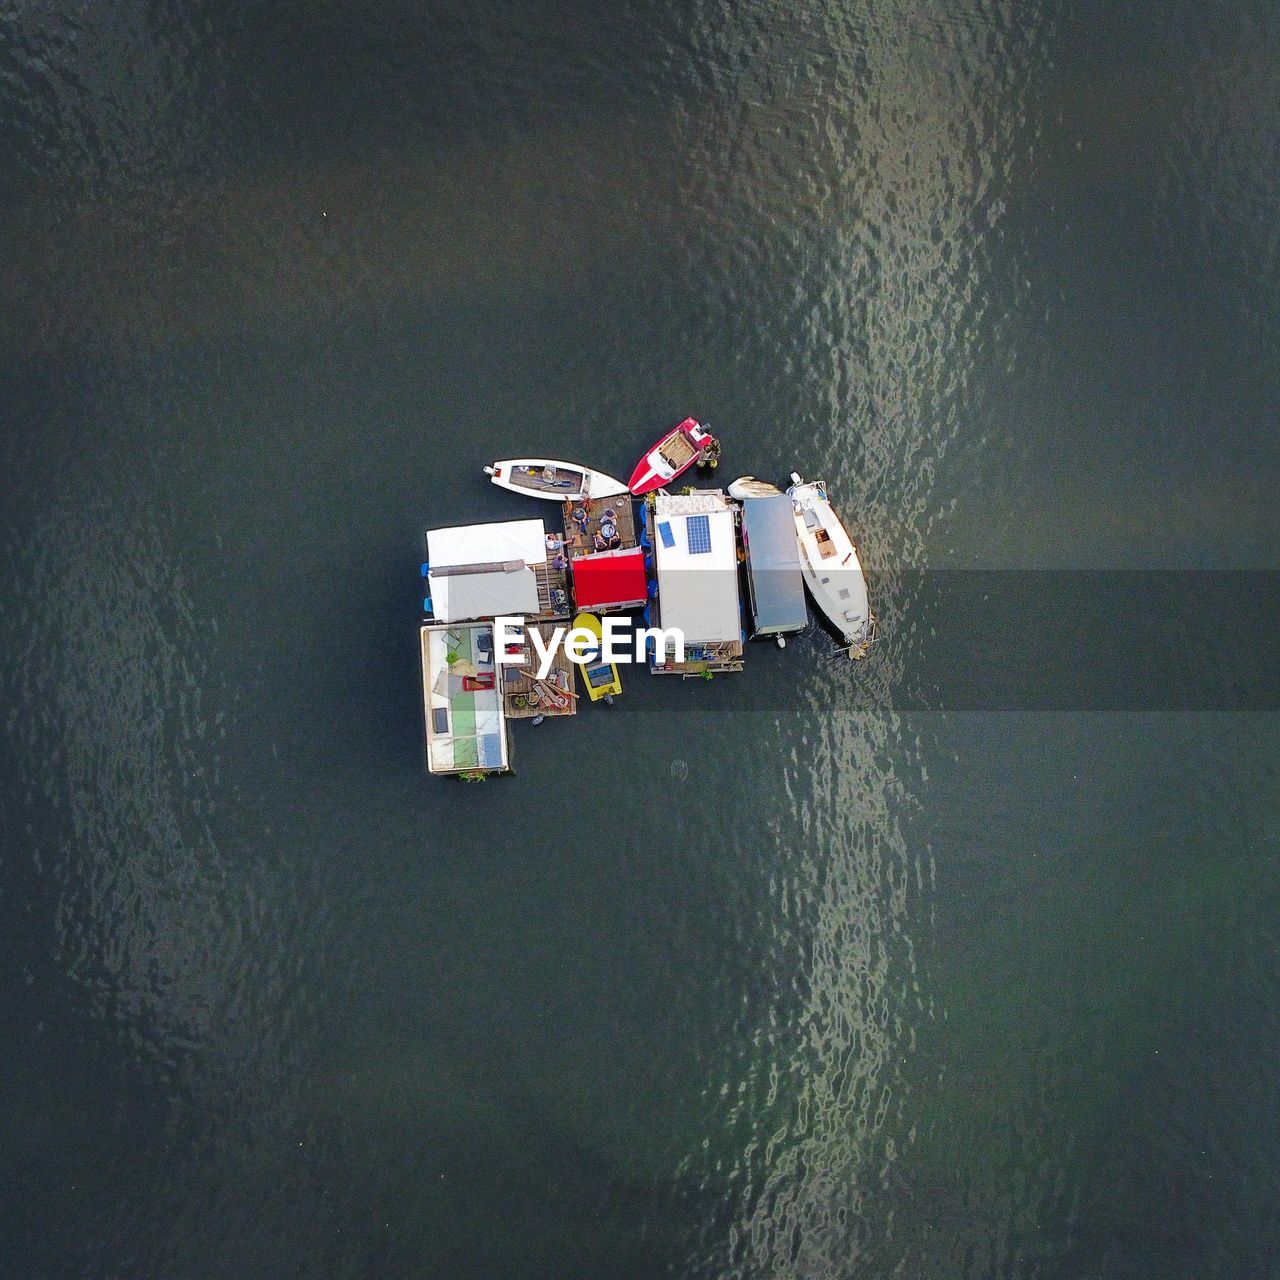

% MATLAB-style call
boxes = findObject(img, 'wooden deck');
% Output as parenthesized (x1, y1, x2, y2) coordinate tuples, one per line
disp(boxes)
(506, 464, 584, 496)
(648, 638, 745, 677)
(660, 434, 698, 469)
(644, 593, 744, 677)
(560, 496, 637, 559)
(501, 622, 578, 719)
(534, 544, 570, 618)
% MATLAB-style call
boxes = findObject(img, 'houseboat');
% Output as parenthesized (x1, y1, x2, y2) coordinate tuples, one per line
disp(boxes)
(644, 490, 744, 676)
(420, 622, 510, 776)
(423, 518, 569, 623)
(738, 492, 808, 645)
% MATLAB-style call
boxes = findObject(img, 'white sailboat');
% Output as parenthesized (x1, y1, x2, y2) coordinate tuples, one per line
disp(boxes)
(483, 459, 629, 503)
(786, 472, 874, 659)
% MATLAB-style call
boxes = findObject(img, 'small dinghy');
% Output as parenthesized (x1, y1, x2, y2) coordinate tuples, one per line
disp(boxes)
(627, 418, 718, 495)
(570, 612, 622, 703)
(787, 472, 874, 659)
(727, 475, 784, 500)
(484, 459, 629, 503)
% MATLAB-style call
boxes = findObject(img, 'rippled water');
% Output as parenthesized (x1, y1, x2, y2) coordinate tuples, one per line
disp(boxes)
(2, 1, 1278, 1277)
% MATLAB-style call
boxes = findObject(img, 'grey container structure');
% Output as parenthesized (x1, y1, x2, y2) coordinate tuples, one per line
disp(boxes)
(739, 494, 808, 639)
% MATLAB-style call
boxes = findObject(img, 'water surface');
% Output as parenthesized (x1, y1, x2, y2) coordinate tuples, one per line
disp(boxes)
(2, 1, 1278, 1276)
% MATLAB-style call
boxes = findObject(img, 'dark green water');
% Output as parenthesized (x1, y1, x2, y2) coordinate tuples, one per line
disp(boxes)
(2, 2, 1278, 1276)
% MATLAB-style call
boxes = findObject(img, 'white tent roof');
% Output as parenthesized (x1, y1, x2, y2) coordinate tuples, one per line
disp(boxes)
(427, 519, 547, 569)
(426, 519, 547, 623)
(651, 494, 740, 643)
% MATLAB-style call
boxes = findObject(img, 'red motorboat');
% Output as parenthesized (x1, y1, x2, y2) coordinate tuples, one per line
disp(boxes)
(627, 418, 718, 495)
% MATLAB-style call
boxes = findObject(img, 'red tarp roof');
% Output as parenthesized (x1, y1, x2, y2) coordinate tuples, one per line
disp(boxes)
(571, 548, 647, 608)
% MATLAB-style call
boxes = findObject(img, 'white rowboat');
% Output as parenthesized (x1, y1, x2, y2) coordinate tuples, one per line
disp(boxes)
(483, 459, 629, 503)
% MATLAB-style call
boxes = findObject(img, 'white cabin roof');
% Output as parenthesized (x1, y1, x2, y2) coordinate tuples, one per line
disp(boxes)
(651, 492, 741, 643)
(420, 623, 508, 774)
(426, 518, 547, 622)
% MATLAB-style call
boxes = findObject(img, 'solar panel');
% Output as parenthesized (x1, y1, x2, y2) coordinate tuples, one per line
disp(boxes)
(657, 520, 675, 549)
(686, 514, 712, 554)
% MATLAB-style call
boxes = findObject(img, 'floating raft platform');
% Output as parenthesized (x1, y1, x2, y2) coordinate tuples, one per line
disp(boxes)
(560, 495, 637, 557)
(420, 621, 510, 775)
(560, 495, 647, 613)
(500, 621, 578, 720)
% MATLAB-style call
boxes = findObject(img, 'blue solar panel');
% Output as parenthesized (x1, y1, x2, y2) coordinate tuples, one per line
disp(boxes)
(657, 520, 675, 549)
(686, 514, 712, 554)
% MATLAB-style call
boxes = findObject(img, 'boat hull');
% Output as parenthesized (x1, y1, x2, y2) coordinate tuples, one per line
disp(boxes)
(787, 476, 872, 658)
(627, 418, 714, 494)
(727, 475, 784, 500)
(485, 459, 629, 502)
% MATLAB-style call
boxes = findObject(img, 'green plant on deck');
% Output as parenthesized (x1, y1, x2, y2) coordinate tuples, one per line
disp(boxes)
(679, 485, 695, 495)
(458, 770, 487, 783)
(701, 669, 714, 681)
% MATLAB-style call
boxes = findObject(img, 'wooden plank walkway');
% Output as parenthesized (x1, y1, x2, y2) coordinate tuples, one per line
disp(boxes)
(534, 553, 570, 619)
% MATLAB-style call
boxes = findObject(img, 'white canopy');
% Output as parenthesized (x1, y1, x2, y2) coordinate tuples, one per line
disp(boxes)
(427, 518, 547, 569)
(427, 519, 546, 622)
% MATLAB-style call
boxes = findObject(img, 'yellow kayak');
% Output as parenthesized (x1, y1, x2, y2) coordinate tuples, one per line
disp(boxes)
(571, 612, 622, 703)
